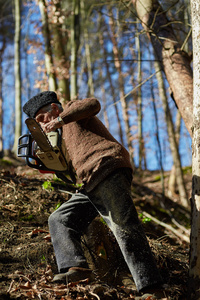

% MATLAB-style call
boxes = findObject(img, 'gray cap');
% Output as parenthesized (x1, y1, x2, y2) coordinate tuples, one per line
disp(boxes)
(23, 91, 60, 118)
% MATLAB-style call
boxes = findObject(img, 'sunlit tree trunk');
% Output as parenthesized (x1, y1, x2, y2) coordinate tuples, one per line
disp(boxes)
(0, 37, 6, 158)
(99, 70, 110, 130)
(0, 66, 2, 157)
(109, 9, 134, 166)
(150, 72, 165, 196)
(99, 21, 124, 145)
(189, 1, 200, 298)
(135, 27, 144, 171)
(154, 61, 188, 207)
(133, 0, 193, 137)
(12, 0, 21, 155)
(51, 1, 70, 103)
(80, 0, 94, 97)
(70, 0, 80, 100)
(38, 0, 57, 91)
(168, 111, 182, 197)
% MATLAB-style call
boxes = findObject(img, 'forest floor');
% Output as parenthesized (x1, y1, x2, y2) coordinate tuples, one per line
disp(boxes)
(0, 157, 192, 300)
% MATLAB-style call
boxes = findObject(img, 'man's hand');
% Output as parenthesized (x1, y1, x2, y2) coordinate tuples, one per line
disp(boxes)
(41, 118, 62, 133)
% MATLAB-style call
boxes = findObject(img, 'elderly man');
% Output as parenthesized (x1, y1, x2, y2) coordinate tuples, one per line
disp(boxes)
(23, 91, 163, 297)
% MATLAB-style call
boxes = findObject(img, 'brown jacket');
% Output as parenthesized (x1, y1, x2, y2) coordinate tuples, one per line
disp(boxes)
(60, 98, 132, 192)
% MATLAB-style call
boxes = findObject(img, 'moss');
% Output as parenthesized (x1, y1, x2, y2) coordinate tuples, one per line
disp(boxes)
(182, 166, 192, 174)
(0, 159, 13, 166)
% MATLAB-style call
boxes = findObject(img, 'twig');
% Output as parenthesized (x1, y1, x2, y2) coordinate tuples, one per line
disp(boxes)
(143, 211, 190, 243)
(1, 206, 17, 213)
(89, 292, 101, 300)
(0, 179, 16, 193)
(7, 279, 15, 293)
(57, 189, 74, 195)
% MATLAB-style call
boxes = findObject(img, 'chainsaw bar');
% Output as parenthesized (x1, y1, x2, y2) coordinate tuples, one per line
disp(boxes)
(25, 118, 53, 152)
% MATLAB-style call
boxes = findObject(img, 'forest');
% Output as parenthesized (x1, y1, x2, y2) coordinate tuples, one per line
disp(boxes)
(0, 0, 200, 299)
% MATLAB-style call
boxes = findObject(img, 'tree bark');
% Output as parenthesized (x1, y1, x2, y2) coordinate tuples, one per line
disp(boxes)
(99, 20, 124, 146)
(154, 61, 188, 207)
(135, 26, 144, 171)
(38, 0, 57, 91)
(168, 111, 182, 198)
(51, 1, 70, 103)
(12, 0, 22, 155)
(189, 1, 200, 298)
(0, 37, 6, 158)
(81, 0, 94, 97)
(133, 0, 193, 137)
(109, 9, 134, 166)
(70, 0, 80, 100)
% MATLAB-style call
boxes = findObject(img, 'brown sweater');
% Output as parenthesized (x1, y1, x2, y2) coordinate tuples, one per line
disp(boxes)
(60, 98, 132, 192)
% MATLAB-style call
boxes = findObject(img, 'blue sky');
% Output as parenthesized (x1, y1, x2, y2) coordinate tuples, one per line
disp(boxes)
(1, 1, 192, 171)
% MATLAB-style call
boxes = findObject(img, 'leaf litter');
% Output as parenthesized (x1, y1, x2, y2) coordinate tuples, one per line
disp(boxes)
(0, 164, 191, 299)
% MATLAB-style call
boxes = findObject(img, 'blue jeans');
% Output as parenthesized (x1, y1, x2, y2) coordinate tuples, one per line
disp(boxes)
(48, 168, 162, 291)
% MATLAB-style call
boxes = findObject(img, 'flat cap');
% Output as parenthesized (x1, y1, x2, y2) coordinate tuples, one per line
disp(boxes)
(23, 91, 60, 118)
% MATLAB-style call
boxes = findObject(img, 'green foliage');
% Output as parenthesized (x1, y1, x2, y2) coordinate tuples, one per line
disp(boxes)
(42, 181, 54, 191)
(153, 175, 166, 182)
(20, 214, 34, 221)
(182, 166, 192, 174)
(55, 202, 61, 210)
(99, 217, 107, 225)
(139, 213, 152, 224)
(41, 255, 46, 263)
(0, 159, 12, 166)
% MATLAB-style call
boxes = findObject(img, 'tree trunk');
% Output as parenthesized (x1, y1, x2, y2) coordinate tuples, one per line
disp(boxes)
(51, 1, 70, 103)
(70, 0, 80, 100)
(133, 0, 193, 137)
(80, 0, 94, 97)
(38, 0, 57, 91)
(135, 26, 144, 171)
(12, 0, 21, 155)
(168, 111, 182, 198)
(150, 71, 165, 196)
(154, 60, 188, 207)
(189, 1, 200, 298)
(99, 21, 124, 146)
(100, 71, 110, 130)
(109, 9, 134, 166)
(0, 37, 6, 158)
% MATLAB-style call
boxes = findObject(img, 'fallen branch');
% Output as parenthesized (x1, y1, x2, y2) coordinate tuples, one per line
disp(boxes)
(143, 211, 190, 243)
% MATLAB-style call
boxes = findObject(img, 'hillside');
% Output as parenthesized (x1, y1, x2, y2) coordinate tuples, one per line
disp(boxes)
(0, 160, 192, 299)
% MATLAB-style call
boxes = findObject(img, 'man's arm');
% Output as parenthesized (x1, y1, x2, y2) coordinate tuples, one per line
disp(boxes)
(60, 98, 101, 124)
(41, 98, 101, 133)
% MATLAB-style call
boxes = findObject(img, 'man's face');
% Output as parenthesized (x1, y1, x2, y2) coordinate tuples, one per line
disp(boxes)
(35, 103, 59, 125)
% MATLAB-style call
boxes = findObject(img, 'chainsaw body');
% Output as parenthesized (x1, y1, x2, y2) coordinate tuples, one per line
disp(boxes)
(34, 131, 68, 172)
(18, 118, 76, 186)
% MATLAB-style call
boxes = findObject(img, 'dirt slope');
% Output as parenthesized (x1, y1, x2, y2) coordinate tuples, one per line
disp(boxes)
(0, 162, 191, 299)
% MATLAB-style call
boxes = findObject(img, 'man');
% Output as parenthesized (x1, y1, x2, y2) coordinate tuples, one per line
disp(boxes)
(23, 91, 164, 297)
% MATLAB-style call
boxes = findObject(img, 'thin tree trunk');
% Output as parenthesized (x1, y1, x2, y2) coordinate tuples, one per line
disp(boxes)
(80, 0, 94, 97)
(150, 73, 165, 196)
(168, 111, 182, 198)
(0, 37, 6, 158)
(70, 0, 80, 100)
(38, 0, 57, 91)
(0, 62, 2, 157)
(154, 60, 188, 207)
(100, 70, 110, 130)
(51, 1, 70, 103)
(133, 0, 193, 137)
(135, 27, 144, 171)
(12, 0, 21, 155)
(109, 9, 134, 166)
(189, 1, 200, 297)
(99, 21, 124, 145)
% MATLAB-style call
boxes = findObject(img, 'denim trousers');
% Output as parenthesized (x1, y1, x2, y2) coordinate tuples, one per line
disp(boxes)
(48, 168, 162, 291)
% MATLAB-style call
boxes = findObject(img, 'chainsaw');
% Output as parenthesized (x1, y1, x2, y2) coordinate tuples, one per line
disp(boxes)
(17, 118, 76, 187)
